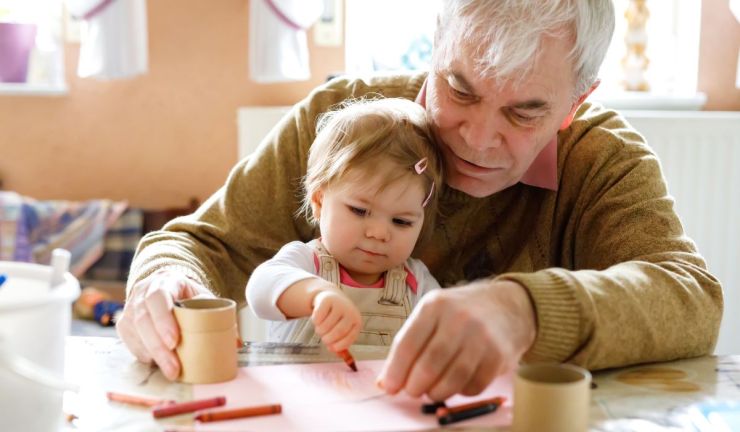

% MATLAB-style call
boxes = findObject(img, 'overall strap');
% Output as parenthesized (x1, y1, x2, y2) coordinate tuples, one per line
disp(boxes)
(314, 242, 340, 286)
(379, 265, 407, 306)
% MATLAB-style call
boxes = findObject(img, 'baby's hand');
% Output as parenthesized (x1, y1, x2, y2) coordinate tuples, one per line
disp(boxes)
(311, 289, 362, 352)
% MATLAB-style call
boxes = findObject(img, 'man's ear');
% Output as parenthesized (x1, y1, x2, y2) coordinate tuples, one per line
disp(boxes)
(310, 189, 324, 221)
(560, 79, 600, 130)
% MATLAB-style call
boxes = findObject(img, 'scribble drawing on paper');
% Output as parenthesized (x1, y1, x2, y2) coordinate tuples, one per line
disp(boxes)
(298, 368, 382, 399)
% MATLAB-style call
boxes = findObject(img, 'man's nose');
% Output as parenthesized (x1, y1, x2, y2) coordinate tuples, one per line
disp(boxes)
(459, 116, 503, 151)
(365, 219, 389, 241)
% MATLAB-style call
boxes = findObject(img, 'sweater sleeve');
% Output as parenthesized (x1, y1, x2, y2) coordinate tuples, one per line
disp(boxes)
(499, 108, 723, 370)
(126, 99, 315, 304)
(246, 241, 318, 321)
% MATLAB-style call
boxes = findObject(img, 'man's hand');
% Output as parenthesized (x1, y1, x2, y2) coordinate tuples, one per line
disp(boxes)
(116, 271, 214, 380)
(311, 289, 362, 352)
(377, 280, 537, 401)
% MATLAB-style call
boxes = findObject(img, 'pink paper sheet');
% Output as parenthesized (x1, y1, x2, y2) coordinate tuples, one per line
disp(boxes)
(193, 360, 512, 431)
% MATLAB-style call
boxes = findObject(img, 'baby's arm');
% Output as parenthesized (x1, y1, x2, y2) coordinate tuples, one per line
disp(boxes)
(246, 241, 361, 351)
(246, 241, 318, 320)
(408, 258, 442, 307)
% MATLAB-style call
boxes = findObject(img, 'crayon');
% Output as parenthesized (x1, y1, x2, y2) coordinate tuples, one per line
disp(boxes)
(421, 401, 446, 414)
(437, 402, 500, 425)
(106, 391, 175, 407)
(435, 396, 506, 416)
(0, 274, 7, 288)
(436, 396, 505, 425)
(337, 349, 357, 372)
(195, 403, 282, 422)
(152, 396, 226, 418)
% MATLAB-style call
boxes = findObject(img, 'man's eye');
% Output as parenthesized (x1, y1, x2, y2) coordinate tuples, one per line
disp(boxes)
(449, 86, 472, 100)
(348, 206, 367, 216)
(392, 218, 413, 227)
(508, 110, 537, 125)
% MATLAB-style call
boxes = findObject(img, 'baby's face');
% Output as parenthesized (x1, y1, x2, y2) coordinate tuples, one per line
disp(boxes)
(313, 169, 426, 285)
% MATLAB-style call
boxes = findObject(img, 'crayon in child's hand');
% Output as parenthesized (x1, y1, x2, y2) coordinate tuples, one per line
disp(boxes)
(337, 349, 357, 372)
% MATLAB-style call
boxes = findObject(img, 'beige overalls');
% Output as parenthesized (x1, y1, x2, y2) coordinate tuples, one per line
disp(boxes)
(285, 243, 413, 346)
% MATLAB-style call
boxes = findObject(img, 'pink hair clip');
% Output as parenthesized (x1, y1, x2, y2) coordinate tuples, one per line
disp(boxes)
(414, 157, 428, 174)
(414, 157, 434, 207)
(422, 182, 435, 208)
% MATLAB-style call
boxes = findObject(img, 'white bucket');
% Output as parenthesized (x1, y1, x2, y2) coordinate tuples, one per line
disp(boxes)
(0, 260, 80, 432)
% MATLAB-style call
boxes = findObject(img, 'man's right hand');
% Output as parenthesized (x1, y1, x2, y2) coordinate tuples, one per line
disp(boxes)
(116, 271, 213, 380)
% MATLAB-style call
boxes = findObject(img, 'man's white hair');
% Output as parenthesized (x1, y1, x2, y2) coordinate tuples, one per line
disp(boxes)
(435, 0, 615, 96)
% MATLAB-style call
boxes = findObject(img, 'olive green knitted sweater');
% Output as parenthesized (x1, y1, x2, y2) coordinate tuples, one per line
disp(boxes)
(129, 73, 723, 370)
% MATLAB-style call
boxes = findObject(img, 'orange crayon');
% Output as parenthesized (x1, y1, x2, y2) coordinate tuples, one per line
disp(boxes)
(337, 349, 357, 372)
(106, 391, 175, 407)
(152, 396, 226, 418)
(195, 403, 282, 422)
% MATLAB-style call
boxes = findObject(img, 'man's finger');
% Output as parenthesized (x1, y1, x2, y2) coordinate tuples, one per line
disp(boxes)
(134, 300, 180, 380)
(378, 295, 440, 394)
(460, 357, 499, 396)
(146, 281, 180, 350)
(115, 311, 152, 364)
(403, 325, 462, 397)
(426, 338, 485, 401)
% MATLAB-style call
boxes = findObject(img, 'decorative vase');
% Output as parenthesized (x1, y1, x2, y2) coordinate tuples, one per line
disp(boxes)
(0, 22, 38, 83)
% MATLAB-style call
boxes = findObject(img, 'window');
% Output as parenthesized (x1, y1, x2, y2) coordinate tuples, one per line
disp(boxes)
(345, 0, 703, 109)
(0, 0, 66, 95)
(592, 0, 704, 109)
(345, 0, 439, 75)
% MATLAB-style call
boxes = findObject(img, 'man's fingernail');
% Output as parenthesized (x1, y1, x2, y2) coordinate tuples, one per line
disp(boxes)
(375, 377, 385, 390)
(164, 332, 176, 350)
(165, 361, 179, 380)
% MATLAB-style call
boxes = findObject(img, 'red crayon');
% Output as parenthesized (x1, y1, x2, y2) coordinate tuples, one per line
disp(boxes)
(195, 403, 282, 422)
(152, 396, 226, 418)
(337, 349, 357, 372)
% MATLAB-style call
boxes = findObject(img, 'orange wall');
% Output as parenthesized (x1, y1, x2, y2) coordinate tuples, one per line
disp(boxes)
(0, 0, 343, 208)
(698, 0, 740, 110)
(0, 1, 737, 208)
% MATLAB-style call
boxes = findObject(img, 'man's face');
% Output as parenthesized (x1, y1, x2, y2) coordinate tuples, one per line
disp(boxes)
(427, 35, 579, 197)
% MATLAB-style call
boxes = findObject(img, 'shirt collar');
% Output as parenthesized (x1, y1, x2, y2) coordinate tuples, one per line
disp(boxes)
(415, 78, 558, 191)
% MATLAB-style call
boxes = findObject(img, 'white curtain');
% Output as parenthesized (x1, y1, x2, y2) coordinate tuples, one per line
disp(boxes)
(249, 0, 324, 83)
(67, 0, 148, 80)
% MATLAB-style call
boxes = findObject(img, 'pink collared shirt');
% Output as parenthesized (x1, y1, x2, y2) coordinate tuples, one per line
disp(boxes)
(415, 78, 558, 191)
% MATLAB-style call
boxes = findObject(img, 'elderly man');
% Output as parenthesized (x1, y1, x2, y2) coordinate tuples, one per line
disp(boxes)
(117, 0, 722, 401)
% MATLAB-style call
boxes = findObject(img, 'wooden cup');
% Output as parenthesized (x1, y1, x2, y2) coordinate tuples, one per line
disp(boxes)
(512, 363, 591, 432)
(174, 298, 238, 384)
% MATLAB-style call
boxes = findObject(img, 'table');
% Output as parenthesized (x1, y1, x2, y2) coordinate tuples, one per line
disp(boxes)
(63, 337, 740, 431)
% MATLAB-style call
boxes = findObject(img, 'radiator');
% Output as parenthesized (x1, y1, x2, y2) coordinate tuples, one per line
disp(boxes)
(624, 111, 740, 355)
(237, 108, 740, 353)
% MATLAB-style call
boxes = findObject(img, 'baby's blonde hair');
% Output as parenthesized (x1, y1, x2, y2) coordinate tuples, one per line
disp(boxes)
(300, 97, 443, 241)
